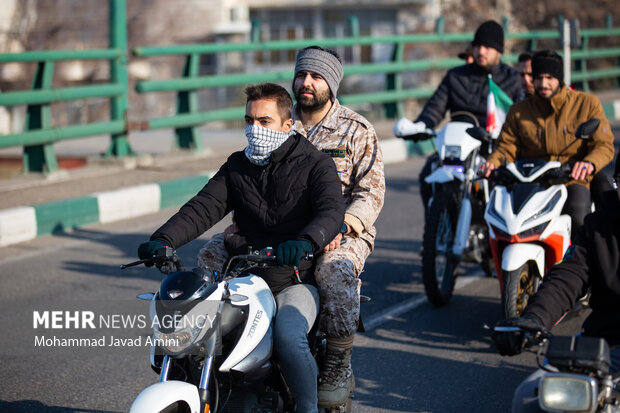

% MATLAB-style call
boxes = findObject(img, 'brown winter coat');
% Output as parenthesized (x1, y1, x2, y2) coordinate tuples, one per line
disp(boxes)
(486, 86, 615, 186)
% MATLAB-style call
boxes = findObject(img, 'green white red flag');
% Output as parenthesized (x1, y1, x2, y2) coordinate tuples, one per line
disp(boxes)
(486, 74, 513, 138)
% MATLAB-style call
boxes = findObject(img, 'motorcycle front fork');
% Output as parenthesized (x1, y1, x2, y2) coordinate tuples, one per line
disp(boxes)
(159, 354, 214, 412)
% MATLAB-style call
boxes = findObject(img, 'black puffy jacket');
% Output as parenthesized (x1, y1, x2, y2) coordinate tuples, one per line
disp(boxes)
(151, 133, 345, 291)
(524, 190, 620, 346)
(416, 62, 522, 129)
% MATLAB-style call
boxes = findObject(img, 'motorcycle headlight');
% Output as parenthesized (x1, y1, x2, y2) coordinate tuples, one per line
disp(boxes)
(153, 323, 202, 354)
(486, 191, 507, 228)
(539, 374, 597, 412)
(517, 221, 549, 240)
(444, 145, 461, 160)
(524, 191, 562, 226)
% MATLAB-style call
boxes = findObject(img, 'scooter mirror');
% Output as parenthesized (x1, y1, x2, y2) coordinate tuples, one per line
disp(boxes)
(466, 126, 491, 141)
(575, 118, 600, 139)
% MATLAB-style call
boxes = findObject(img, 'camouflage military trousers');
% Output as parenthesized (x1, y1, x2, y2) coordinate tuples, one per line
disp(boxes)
(197, 233, 371, 339)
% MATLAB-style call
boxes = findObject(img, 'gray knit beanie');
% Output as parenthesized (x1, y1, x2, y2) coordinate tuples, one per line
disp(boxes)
(293, 47, 344, 101)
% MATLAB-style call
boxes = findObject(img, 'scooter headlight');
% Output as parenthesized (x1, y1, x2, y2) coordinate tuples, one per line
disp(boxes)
(517, 221, 549, 240)
(486, 191, 507, 227)
(539, 373, 597, 412)
(524, 191, 562, 226)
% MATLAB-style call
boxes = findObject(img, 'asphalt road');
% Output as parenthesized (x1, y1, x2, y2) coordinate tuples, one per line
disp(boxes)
(0, 156, 587, 413)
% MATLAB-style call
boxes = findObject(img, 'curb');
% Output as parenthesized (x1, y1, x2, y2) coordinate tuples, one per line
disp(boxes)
(0, 172, 215, 247)
(0, 137, 428, 247)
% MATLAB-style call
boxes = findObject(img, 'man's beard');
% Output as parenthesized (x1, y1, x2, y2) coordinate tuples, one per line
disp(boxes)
(294, 87, 330, 112)
(536, 85, 560, 99)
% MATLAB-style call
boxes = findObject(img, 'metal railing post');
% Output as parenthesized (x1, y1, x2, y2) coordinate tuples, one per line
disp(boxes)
(174, 53, 202, 151)
(105, 0, 134, 157)
(23, 61, 58, 173)
(384, 42, 404, 119)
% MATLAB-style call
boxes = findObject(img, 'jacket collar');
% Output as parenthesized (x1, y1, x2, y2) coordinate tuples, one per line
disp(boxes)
(269, 133, 299, 163)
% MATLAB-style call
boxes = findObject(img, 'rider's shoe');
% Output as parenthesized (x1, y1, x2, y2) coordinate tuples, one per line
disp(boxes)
(318, 347, 355, 408)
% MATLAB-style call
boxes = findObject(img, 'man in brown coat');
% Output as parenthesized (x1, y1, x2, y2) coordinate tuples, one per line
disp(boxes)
(481, 50, 615, 232)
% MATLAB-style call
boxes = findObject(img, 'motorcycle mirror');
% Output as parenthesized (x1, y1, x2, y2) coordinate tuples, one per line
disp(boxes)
(466, 126, 490, 141)
(136, 292, 155, 301)
(575, 118, 600, 139)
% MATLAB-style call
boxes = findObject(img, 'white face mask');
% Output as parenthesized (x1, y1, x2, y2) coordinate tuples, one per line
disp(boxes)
(244, 124, 291, 166)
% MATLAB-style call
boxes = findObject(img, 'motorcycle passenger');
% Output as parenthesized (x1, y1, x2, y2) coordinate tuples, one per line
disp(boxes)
(198, 46, 386, 409)
(492, 153, 620, 412)
(137, 82, 345, 413)
(517, 52, 534, 99)
(480, 50, 615, 234)
(393, 20, 522, 215)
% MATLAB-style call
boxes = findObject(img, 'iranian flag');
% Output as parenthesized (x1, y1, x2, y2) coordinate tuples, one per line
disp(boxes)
(486, 74, 513, 138)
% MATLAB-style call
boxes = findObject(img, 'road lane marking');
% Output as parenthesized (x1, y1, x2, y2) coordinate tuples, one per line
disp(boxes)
(363, 274, 484, 331)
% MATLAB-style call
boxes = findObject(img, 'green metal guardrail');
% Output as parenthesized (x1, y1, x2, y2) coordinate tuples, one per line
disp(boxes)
(1, 0, 619, 173)
(0, 0, 131, 173)
(133, 15, 620, 151)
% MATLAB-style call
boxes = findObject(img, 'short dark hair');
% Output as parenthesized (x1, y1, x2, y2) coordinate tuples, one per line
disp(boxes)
(244, 83, 293, 121)
(300, 45, 342, 64)
(518, 52, 532, 63)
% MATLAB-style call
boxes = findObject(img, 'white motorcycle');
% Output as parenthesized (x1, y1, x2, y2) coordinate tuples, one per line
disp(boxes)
(482, 119, 599, 318)
(493, 326, 620, 413)
(122, 246, 322, 413)
(394, 114, 494, 306)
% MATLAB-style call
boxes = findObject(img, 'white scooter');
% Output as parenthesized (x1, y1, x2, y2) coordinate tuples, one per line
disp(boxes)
(394, 114, 494, 306)
(122, 246, 318, 413)
(482, 119, 599, 318)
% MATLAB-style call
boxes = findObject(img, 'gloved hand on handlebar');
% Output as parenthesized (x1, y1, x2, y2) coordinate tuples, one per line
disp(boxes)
(492, 314, 544, 356)
(137, 239, 170, 263)
(392, 118, 430, 139)
(277, 240, 313, 267)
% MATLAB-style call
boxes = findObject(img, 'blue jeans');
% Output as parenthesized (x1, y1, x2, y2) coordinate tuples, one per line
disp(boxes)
(273, 284, 320, 413)
(512, 347, 620, 412)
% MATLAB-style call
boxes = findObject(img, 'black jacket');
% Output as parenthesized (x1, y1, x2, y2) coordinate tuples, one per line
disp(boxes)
(416, 62, 522, 129)
(151, 133, 345, 292)
(524, 190, 620, 346)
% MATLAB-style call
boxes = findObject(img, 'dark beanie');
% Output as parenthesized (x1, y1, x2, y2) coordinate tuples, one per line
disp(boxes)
(473, 20, 504, 53)
(531, 50, 564, 83)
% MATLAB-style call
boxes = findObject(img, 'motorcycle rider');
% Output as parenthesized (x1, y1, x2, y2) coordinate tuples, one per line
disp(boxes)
(137, 82, 345, 413)
(480, 49, 615, 233)
(492, 152, 620, 412)
(517, 52, 534, 99)
(393, 20, 521, 215)
(197, 46, 386, 409)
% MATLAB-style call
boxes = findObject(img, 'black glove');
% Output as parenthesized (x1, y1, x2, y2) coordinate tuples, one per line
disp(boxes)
(277, 240, 313, 267)
(492, 314, 544, 356)
(137, 239, 169, 262)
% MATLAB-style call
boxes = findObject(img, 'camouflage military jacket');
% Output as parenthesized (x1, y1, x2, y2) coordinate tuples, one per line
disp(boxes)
(293, 100, 385, 248)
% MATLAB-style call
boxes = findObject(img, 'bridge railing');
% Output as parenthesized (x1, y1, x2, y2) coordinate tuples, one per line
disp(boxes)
(1, 0, 619, 173)
(0, 0, 131, 173)
(132, 15, 620, 151)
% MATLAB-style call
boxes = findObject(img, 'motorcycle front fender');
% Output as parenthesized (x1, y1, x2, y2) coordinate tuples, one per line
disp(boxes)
(501, 243, 545, 277)
(130, 381, 200, 413)
(425, 166, 464, 183)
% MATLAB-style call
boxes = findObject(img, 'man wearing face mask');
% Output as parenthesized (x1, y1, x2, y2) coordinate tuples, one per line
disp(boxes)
(137, 83, 344, 413)
(480, 50, 615, 233)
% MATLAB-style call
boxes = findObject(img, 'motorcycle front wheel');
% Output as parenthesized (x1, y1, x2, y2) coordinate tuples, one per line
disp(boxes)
(501, 263, 540, 318)
(422, 195, 458, 307)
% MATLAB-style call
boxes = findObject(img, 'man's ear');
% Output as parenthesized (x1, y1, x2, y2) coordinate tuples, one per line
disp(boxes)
(282, 118, 293, 133)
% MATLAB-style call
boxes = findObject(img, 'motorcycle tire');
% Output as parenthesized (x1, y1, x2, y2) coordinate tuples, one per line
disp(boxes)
(422, 195, 458, 307)
(501, 263, 540, 318)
